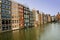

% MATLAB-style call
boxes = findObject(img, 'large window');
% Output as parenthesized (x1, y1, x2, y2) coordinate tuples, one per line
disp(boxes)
(25, 23, 29, 26)
(5, 1, 11, 5)
(2, 13, 11, 18)
(2, 0, 5, 3)
(5, 5, 10, 10)
(2, 1, 11, 9)
(2, 20, 5, 24)
(6, 14, 11, 18)
(2, 0, 11, 5)
(24, 15, 29, 18)
(1, 14, 6, 18)
(5, 10, 10, 14)
(1, 9, 5, 13)
(5, 1, 8, 5)
(25, 20, 29, 22)
(1, 4, 5, 8)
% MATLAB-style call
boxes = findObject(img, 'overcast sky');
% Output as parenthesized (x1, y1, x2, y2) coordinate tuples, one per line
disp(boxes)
(14, 0, 60, 16)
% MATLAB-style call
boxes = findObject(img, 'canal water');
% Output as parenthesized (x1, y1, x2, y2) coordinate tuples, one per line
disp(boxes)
(0, 23, 60, 40)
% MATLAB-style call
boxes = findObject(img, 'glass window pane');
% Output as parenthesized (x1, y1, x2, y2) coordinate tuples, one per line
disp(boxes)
(2, 0, 5, 3)
(5, 10, 10, 14)
(1, 9, 5, 13)
(2, 4, 5, 8)
(5, 6, 9, 9)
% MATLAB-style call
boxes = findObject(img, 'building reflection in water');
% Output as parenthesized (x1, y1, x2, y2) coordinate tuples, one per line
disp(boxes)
(0, 25, 45, 40)
(0, 23, 60, 40)
(1, 31, 13, 40)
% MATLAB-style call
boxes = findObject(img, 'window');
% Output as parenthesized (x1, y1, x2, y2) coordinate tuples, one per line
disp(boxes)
(9, 26, 11, 30)
(9, 20, 11, 24)
(28, 23, 29, 26)
(5, 1, 8, 5)
(1, 15, 5, 18)
(25, 24, 26, 26)
(25, 23, 29, 26)
(2, 20, 5, 24)
(2, 0, 5, 3)
(12, 16, 14, 18)
(8, 1, 11, 5)
(12, 20, 14, 23)
(5, 1, 10, 5)
(5, 10, 10, 14)
(0, 4, 1, 7)
(6, 20, 8, 24)
(24, 15, 29, 19)
(14, 20, 16, 23)
(17, 20, 19, 23)
(1, 9, 5, 13)
(5, 6, 10, 10)
(25, 20, 29, 22)
(6, 14, 11, 18)
(2, 4, 5, 8)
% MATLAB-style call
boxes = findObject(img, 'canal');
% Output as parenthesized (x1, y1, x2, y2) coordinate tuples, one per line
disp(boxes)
(0, 23, 60, 40)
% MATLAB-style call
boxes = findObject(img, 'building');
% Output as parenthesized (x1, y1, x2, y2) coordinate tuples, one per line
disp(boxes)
(32, 9, 36, 27)
(32, 9, 40, 27)
(0, 1, 1, 31)
(51, 16, 56, 22)
(40, 13, 44, 24)
(0, 0, 56, 31)
(56, 12, 60, 22)
(24, 6, 30, 28)
(18, 4, 24, 29)
(37, 10, 40, 26)
(0, 0, 11, 31)
(11, 1, 20, 30)
(47, 14, 52, 23)
(29, 11, 34, 27)
(43, 14, 48, 24)
(38, 13, 41, 25)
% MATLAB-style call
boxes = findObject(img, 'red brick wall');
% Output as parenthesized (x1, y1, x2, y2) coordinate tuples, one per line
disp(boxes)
(18, 4, 24, 29)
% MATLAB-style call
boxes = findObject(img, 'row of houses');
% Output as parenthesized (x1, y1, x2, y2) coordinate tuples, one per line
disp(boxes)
(56, 12, 60, 22)
(32, 9, 52, 27)
(0, 0, 52, 32)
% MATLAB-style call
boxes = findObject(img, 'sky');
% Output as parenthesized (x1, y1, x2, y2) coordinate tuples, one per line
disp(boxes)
(14, 0, 60, 16)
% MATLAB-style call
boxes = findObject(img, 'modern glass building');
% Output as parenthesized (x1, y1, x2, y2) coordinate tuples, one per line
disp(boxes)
(0, 0, 11, 31)
(24, 6, 30, 28)
(29, 11, 34, 27)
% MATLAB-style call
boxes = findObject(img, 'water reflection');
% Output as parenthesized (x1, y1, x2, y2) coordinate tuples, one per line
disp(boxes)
(0, 23, 60, 40)
(1, 32, 13, 40)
